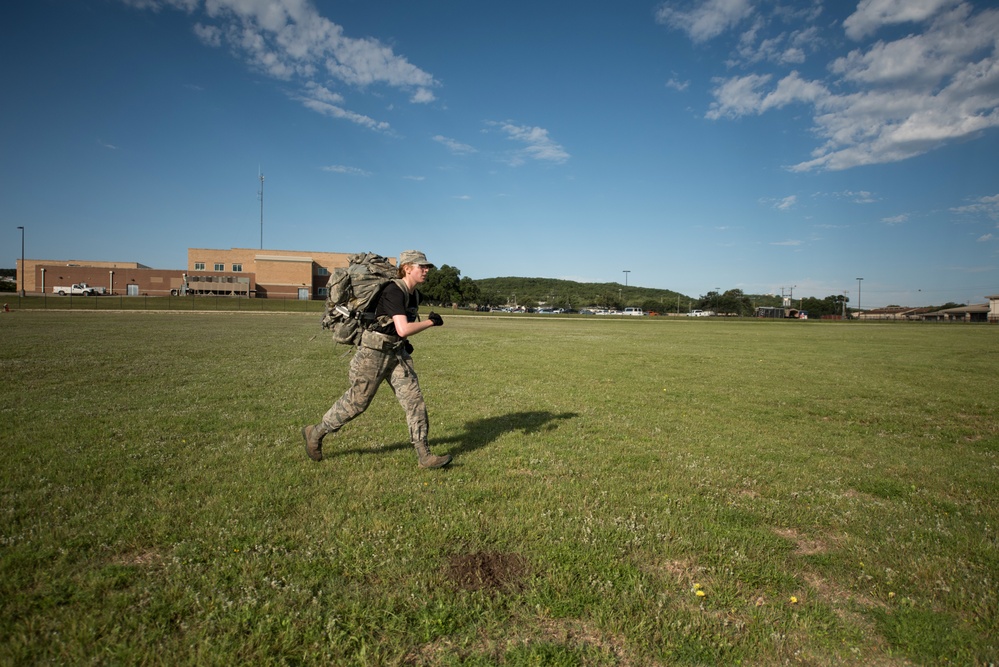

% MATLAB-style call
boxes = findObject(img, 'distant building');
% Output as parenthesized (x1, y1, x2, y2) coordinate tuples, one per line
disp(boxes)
(186, 248, 372, 300)
(854, 306, 938, 321)
(15, 259, 195, 298)
(17, 248, 394, 299)
(921, 302, 992, 323)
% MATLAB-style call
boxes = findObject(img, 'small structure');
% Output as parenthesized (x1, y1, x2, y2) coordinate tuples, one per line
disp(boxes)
(754, 306, 806, 319)
(855, 306, 938, 321)
(921, 303, 991, 323)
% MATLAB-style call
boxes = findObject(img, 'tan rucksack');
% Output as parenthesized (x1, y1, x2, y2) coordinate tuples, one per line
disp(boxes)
(321, 253, 404, 345)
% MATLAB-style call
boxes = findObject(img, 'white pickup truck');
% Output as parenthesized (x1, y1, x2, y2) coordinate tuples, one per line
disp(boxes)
(53, 283, 106, 296)
(687, 309, 713, 317)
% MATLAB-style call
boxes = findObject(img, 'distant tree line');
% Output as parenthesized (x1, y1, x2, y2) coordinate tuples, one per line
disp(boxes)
(693, 290, 852, 317)
(421, 272, 690, 311)
(418, 268, 966, 315)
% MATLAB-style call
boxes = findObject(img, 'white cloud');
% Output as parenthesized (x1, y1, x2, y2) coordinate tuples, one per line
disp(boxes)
(655, 0, 754, 43)
(193, 22, 221, 47)
(707, 71, 827, 120)
(977, 233, 994, 242)
(803, 3, 999, 170)
(122, 0, 439, 129)
(491, 121, 570, 165)
(433, 135, 477, 155)
(952, 193, 999, 220)
(120, 0, 198, 12)
(321, 165, 372, 176)
(841, 190, 877, 203)
(296, 83, 389, 131)
(737, 23, 820, 66)
(665, 76, 689, 92)
(302, 82, 343, 105)
(843, 0, 958, 41)
(882, 214, 909, 224)
(705, 73, 769, 119)
(771, 239, 803, 246)
(667, 0, 999, 172)
(759, 195, 797, 210)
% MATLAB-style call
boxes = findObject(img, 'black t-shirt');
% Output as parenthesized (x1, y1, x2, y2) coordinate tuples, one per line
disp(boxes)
(375, 282, 417, 336)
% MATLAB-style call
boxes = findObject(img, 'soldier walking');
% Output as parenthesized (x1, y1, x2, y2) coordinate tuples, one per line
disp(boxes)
(302, 250, 451, 469)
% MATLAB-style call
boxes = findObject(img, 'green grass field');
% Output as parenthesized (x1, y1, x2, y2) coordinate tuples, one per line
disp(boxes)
(2, 311, 996, 665)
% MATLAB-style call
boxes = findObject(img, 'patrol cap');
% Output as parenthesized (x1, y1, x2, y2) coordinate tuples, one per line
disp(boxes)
(399, 250, 435, 268)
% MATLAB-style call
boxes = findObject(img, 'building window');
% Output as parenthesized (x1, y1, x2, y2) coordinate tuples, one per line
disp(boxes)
(195, 262, 205, 271)
(232, 264, 242, 272)
(318, 287, 329, 297)
(214, 263, 224, 272)
(317, 267, 329, 276)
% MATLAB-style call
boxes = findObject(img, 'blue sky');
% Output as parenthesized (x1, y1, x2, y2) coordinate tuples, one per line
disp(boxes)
(3, 0, 998, 307)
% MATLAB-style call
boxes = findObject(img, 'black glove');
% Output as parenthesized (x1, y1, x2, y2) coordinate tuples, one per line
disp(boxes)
(428, 312, 444, 327)
(404, 340, 414, 354)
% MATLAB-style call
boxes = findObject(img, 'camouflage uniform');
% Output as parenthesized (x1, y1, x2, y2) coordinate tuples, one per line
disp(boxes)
(303, 267, 450, 468)
(320, 332, 429, 448)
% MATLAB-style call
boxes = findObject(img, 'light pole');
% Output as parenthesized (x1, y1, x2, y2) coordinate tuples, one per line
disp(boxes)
(258, 170, 265, 250)
(856, 278, 863, 315)
(17, 226, 24, 297)
(622, 270, 630, 287)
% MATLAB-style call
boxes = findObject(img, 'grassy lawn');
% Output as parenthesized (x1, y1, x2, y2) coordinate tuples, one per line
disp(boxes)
(1, 311, 996, 665)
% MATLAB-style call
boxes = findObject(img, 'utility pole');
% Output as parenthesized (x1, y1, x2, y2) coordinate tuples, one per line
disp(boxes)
(622, 270, 630, 287)
(258, 170, 265, 250)
(17, 226, 24, 297)
(856, 278, 863, 314)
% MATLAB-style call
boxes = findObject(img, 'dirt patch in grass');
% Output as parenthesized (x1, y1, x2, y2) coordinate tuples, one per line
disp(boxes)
(772, 527, 830, 556)
(447, 551, 530, 593)
(111, 548, 164, 568)
(638, 556, 703, 585)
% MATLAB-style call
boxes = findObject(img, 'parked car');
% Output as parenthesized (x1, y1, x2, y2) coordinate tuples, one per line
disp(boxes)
(52, 283, 105, 296)
(687, 310, 713, 317)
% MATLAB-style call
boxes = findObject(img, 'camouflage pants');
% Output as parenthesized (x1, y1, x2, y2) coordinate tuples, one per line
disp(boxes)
(321, 345, 429, 447)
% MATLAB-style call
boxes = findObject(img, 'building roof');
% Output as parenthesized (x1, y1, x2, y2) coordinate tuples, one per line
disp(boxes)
(930, 303, 989, 315)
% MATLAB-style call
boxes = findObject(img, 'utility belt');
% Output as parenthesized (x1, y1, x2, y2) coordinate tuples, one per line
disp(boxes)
(359, 328, 406, 353)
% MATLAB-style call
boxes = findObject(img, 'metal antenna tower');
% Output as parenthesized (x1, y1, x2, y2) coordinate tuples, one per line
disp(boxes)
(258, 169, 265, 250)
(780, 285, 796, 307)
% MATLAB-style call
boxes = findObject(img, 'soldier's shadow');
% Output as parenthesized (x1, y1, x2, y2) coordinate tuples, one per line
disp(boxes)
(436, 410, 579, 456)
(342, 411, 579, 459)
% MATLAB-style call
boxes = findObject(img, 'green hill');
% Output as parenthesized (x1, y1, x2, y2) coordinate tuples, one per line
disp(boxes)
(472, 276, 694, 312)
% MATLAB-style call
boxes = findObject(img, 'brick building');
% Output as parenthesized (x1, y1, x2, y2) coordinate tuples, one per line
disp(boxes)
(16, 248, 392, 299)
(186, 248, 366, 299)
